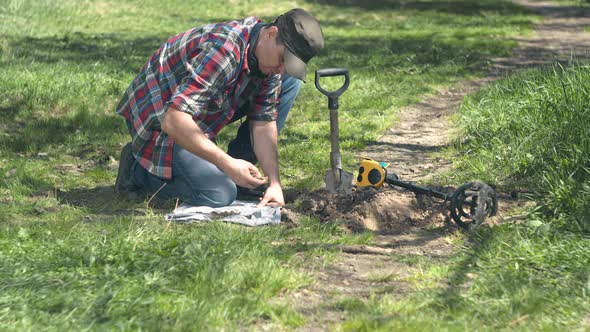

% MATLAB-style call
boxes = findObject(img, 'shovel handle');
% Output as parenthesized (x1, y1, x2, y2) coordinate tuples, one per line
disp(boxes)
(315, 68, 350, 110)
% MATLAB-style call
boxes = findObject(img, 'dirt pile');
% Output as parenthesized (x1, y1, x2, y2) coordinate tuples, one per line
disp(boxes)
(285, 186, 451, 233)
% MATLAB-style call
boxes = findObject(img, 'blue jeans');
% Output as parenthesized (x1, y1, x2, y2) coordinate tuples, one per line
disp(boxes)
(131, 75, 302, 207)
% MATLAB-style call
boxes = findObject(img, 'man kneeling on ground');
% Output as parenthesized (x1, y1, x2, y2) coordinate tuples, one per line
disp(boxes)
(114, 8, 324, 207)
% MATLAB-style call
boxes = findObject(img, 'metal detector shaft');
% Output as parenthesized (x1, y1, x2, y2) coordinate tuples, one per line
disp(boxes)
(385, 174, 449, 200)
(385, 174, 478, 209)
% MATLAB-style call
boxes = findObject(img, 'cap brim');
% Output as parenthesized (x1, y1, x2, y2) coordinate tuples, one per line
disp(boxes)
(284, 48, 307, 82)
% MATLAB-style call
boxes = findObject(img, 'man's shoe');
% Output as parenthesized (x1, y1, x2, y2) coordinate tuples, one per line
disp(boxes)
(227, 119, 258, 164)
(236, 184, 268, 199)
(227, 139, 258, 165)
(115, 143, 138, 193)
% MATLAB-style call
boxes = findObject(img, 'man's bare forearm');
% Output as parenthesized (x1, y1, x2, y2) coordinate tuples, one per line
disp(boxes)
(161, 107, 266, 189)
(251, 120, 280, 185)
(161, 107, 232, 171)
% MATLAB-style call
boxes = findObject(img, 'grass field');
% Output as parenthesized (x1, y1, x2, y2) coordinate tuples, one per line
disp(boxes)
(334, 63, 590, 331)
(4, 0, 588, 330)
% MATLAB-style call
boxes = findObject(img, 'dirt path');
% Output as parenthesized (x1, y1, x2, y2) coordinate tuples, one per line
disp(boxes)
(367, 0, 590, 182)
(277, 1, 590, 330)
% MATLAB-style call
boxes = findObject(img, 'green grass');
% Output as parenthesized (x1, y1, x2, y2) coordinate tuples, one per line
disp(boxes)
(551, 0, 590, 6)
(450, 63, 590, 326)
(0, 0, 537, 190)
(452, 63, 590, 232)
(333, 63, 590, 331)
(0, 214, 366, 330)
(3, 0, 574, 329)
(337, 227, 590, 331)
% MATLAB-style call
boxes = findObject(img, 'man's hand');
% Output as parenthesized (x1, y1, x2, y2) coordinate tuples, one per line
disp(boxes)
(225, 158, 266, 189)
(161, 108, 267, 190)
(257, 183, 284, 207)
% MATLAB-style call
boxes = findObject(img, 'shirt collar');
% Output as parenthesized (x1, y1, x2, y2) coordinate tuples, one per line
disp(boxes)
(246, 23, 267, 78)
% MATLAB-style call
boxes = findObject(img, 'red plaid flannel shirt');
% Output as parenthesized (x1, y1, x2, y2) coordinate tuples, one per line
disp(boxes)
(116, 17, 281, 179)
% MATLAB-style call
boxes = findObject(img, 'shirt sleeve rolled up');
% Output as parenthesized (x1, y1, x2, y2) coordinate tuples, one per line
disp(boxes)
(167, 41, 239, 119)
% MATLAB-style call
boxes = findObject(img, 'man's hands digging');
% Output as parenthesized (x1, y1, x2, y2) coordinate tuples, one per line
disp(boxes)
(225, 158, 266, 189)
(258, 183, 284, 207)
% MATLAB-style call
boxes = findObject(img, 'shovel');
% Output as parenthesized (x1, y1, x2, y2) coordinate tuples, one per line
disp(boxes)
(315, 68, 353, 194)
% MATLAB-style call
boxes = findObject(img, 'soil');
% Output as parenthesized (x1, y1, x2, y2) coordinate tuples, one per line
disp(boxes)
(273, 1, 590, 330)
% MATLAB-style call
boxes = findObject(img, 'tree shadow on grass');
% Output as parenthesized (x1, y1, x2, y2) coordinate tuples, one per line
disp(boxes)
(428, 226, 497, 314)
(57, 185, 137, 216)
(0, 99, 26, 137)
(6, 32, 167, 74)
(4, 3, 535, 77)
(0, 108, 124, 154)
(309, 0, 532, 15)
(318, 33, 518, 75)
(367, 141, 449, 153)
(525, 2, 590, 19)
(4, 33, 507, 154)
(56, 185, 176, 217)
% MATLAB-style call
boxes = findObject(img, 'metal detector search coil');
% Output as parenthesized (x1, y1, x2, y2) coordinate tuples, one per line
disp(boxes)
(356, 158, 498, 230)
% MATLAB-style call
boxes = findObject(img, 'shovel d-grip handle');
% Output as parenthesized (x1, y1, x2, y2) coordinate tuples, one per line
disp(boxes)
(315, 68, 350, 110)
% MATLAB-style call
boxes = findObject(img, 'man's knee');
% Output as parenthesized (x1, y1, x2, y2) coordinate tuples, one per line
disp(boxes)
(173, 146, 237, 207)
(187, 176, 237, 207)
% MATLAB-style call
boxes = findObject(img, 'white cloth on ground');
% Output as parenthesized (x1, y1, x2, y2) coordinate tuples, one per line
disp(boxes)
(164, 200, 281, 226)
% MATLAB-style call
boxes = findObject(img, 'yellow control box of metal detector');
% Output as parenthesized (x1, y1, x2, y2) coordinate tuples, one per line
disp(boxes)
(356, 158, 389, 188)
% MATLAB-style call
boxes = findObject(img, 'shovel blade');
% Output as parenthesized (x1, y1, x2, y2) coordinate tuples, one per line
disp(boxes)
(325, 169, 354, 194)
